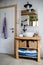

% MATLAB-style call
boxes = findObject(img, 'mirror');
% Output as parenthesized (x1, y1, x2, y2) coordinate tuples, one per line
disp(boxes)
(21, 10, 38, 26)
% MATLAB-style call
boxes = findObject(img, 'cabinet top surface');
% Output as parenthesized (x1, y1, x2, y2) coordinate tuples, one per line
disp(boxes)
(15, 36, 40, 40)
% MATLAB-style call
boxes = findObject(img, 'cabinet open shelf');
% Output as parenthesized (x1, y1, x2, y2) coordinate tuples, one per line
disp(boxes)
(19, 55, 37, 59)
(18, 47, 38, 59)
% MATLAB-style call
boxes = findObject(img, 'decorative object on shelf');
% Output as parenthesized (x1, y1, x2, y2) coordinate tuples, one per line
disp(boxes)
(31, 9, 36, 13)
(29, 15, 38, 21)
(33, 32, 39, 37)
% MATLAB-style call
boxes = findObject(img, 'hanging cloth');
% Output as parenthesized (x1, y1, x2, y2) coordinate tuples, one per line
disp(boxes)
(2, 17, 8, 39)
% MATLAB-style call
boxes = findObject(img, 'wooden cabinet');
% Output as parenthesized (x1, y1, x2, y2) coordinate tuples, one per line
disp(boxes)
(15, 36, 40, 62)
(28, 41, 37, 49)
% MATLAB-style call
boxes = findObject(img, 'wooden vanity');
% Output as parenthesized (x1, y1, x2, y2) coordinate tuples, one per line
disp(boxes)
(15, 36, 40, 62)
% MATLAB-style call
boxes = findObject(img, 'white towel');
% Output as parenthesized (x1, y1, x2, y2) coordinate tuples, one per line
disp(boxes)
(18, 50, 25, 53)
(18, 49, 37, 53)
(24, 50, 37, 53)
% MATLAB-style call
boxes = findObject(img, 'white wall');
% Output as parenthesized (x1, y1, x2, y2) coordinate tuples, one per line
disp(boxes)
(0, 0, 43, 57)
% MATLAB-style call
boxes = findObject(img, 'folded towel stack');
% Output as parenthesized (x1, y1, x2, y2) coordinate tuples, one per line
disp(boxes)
(18, 48, 37, 57)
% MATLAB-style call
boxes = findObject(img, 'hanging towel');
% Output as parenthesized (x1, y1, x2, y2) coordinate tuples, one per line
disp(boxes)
(2, 17, 8, 39)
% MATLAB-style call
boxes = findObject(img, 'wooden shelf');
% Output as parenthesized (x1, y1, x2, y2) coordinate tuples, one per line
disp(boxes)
(21, 10, 37, 16)
(19, 55, 37, 59)
(19, 47, 38, 50)
(15, 36, 40, 40)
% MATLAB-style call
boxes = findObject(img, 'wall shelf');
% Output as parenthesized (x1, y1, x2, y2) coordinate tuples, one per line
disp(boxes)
(21, 10, 37, 16)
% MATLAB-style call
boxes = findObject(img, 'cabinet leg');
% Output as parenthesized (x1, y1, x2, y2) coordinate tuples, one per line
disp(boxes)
(16, 40, 19, 59)
(37, 41, 40, 62)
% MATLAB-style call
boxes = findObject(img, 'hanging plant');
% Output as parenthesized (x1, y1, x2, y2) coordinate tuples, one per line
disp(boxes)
(29, 15, 38, 21)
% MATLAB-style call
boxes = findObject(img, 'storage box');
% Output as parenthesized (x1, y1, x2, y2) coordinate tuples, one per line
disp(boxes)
(28, 41, 37, 49)
(19, 40, 27, 48)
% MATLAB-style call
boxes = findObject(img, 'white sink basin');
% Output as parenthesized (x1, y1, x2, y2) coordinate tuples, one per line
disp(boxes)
(23, 32, 34, 37)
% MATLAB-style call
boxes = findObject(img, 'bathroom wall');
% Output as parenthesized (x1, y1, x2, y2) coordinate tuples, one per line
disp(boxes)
(0, 0, 43, 57)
